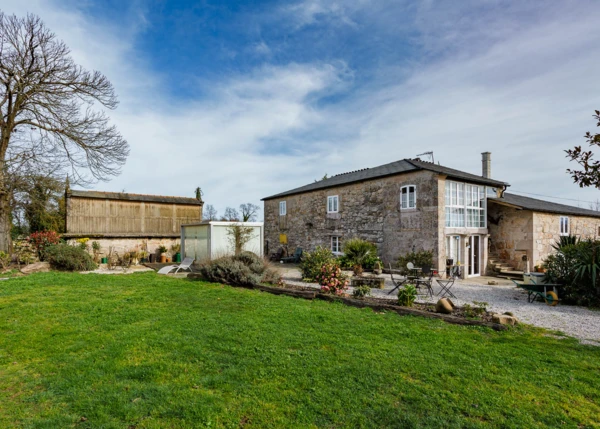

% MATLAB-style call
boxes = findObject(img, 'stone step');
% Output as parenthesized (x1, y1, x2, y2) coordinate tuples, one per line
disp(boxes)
(490, 262, 514, 271)
(497, 269, 524, 279)
(489, 260, 511, 266)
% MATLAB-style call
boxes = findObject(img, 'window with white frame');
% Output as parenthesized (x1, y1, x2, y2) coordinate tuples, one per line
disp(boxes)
(560, 216, 569, 236)
(331, 236, 341, 254)
(327, 195, 339, 213)
(401, 185, 416, 209)
(466, 184, 485, 228)
(445, 181, 486, 228)
(279, 201, 286, 216)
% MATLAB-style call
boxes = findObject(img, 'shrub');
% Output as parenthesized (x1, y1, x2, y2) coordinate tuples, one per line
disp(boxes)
(27, 231, 61, 261)
(13, 239, 36, 265)
(45, 244, 97, 272)
(463, 301, 488, 318)
(352, 284, 371, 299)
(341, 238, 380, 269)
(300, 246, 335, 281)
(397, 284, 417, 307)
(544, 238, 600, 306)
(75, 237, 90, 251)
(317, 262, 349, 295)
(198, 252, 281, 287)
(397, 250, 434, 274)
(0, 251, 11, 269)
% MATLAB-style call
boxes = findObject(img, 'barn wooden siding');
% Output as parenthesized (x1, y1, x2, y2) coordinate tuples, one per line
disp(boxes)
(65, 191, 203, 237)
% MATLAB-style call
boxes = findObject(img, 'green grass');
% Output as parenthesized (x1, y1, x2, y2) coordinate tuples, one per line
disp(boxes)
(0, 272, 599, 428)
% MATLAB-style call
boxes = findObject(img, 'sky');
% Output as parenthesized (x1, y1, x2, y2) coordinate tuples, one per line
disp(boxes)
(2, 0, 600, 219)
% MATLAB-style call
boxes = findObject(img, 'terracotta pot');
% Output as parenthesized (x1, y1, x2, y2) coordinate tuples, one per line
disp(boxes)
(160, 254, 167, 263)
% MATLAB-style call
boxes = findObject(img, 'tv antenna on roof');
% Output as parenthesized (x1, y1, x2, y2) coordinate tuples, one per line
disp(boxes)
(416, 151, 434, 163)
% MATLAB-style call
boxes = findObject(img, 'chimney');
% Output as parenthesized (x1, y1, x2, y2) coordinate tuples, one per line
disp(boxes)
(482, 152, 491, 179)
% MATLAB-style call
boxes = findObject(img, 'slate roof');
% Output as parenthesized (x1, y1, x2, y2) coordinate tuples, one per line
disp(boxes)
(68, 190, 203, 205)
(262, 158, 508, 200)
(489, 193, 600, 218)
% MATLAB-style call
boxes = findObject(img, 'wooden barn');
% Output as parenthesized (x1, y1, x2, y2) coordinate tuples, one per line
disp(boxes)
(63, 189, 204, 257)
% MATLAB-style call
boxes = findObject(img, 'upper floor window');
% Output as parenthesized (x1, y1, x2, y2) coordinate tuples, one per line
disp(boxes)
(279, 201, 286, 216)
(327, 195, 339, 213)
(401, 185, 416, 209)
(560, 216, 569, 236)
(445, 181, 486, 228)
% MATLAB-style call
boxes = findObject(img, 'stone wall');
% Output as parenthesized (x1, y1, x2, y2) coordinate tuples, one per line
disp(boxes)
(66, 237, 180, 261)
(487, 203, 534, 270)
(532, 212, 600, 265)
(264, 170, 442, 267)
(488, 203, 600, 268)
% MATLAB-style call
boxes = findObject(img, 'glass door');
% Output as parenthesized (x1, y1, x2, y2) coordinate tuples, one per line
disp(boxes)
(468, 235, 481, 277)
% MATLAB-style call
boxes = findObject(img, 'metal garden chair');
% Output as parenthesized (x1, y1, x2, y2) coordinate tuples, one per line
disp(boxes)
(436, 266, 459, 298)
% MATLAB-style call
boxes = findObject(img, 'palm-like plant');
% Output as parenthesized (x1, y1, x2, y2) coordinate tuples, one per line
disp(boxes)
(552, 235, 580, 251)
(342, 238, 377, 267)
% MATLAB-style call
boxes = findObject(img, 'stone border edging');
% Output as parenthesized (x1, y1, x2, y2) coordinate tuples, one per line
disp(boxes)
(187, 274, 508, 331)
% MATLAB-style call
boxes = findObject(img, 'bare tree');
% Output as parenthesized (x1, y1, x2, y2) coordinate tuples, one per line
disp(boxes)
(239, 203, 259, 222)
(0, 13, 129, 250)
(226, 223, 256, 255)
(589, 199, 600, 212)
(221, 207, 239, 221)
(566, 110, 600, 188)
(202, 204, 218, 221)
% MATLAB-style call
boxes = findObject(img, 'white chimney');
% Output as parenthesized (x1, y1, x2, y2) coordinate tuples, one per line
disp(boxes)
(482, 152, 491, 178)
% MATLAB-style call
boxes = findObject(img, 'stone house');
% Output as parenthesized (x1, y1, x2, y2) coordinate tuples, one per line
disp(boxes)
(487, 193, 600, 271)
(63, 189, 203, 258)
(262, 154, 507, 278)
(262, 153, 600, 278)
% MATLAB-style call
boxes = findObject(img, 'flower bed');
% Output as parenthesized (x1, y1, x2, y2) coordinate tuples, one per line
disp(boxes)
(188, 274, 506, 330)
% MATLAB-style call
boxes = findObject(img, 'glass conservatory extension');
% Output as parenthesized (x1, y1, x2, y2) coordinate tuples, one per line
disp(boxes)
(445, 181, 486, 228)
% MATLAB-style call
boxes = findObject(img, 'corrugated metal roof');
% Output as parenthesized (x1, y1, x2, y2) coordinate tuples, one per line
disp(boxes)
(68, 190, 203, 205)
(489, 193, 600, 218)
(262, 158, 508, 200)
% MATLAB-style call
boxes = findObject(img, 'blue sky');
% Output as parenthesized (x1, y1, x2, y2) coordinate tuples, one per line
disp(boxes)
(2, 0, 600, 217)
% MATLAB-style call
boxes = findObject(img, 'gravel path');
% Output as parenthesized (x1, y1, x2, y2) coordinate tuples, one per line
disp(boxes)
(277, 266, 600, 346)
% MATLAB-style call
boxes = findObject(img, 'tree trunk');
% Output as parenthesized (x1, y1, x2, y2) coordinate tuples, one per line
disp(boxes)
(0, 182, 11, 253)
(0, 128, 11, 252)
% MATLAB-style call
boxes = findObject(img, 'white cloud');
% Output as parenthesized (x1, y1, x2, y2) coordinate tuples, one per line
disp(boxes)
(2, 0, 600, 220)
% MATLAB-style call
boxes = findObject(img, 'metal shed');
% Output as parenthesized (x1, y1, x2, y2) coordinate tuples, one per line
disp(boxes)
(180, 221, 264, 262)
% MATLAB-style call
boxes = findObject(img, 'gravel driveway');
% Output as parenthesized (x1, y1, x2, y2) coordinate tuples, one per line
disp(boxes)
(277, 265, 600, 346)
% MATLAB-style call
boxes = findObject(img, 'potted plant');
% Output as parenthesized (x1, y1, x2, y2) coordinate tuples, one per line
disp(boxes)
(139, 250, 149, 263)
(352, 263, 363, 277)
(171, 243, 181, 263)
(91, 241, 101, 263)
(158, 245, 168, 263)
(373, 260, 382, 275)
(129, 250, 139, 266)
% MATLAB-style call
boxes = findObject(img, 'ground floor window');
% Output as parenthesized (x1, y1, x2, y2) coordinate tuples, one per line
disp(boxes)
(331, 236, 341, 254)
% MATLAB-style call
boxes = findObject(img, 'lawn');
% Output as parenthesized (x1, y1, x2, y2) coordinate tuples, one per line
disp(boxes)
(0, 272, 599, 428)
